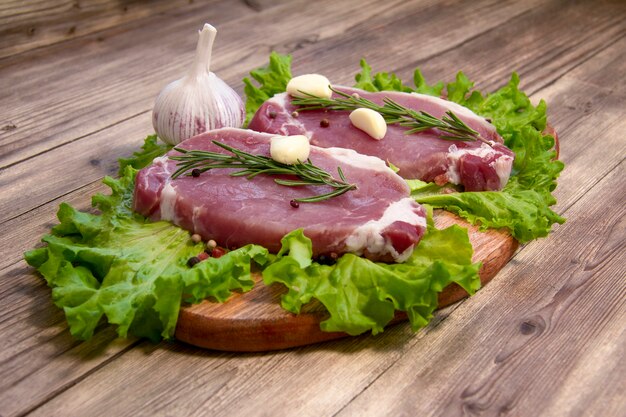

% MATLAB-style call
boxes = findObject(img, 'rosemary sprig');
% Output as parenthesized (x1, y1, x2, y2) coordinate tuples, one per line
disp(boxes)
(170, 141, 357, 203)
(292, 87, 494, 145)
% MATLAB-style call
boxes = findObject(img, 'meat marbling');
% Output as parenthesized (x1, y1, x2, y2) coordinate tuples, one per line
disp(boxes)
(248, 87, 515, 191)
(134, 128, 427, 262)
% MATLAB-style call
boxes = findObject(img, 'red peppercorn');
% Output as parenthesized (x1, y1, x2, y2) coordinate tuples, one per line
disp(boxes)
(290, 199, 300, 208)
(198, 251, 209, 261)
(211, 247, 226, 258)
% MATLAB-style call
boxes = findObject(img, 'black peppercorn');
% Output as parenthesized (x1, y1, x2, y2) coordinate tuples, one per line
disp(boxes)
(316, 254, 337, 265)
(290, 199, 300, 208)
(191, 169, 201, 177)
(320, 118, 330, 128)
(187, 256, 201, 267)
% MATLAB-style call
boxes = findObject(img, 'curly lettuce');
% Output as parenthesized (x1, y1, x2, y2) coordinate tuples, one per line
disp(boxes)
(412, 74, 565, 242)
(263, 224, 480, 335)
(243, 51, 292, 125)
(25, 148, 268, 341)
(117, 134, 171, 175)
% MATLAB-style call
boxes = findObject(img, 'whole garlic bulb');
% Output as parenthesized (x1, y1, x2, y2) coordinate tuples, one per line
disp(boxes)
(152, 23, 244, 145)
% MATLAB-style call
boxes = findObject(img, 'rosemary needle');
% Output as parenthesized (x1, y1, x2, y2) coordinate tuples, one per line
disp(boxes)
(170, 141, 357, 203)
(292, 87, 494, 145)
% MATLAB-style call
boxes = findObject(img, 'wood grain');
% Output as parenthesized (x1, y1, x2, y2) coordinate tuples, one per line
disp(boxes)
(336, 163, 626, 417)
(26, 131, 624, 417)
(1, 0, 618, 223)
(1, 0, 625, 416)
(0, 0, 539, 244)
(0, 0, 408, 168)
(392, 0, 626, 94)
(0, 0, 225, 59)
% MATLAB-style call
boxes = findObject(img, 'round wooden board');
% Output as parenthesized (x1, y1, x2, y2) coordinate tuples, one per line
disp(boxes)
(175, 210, 519, 352)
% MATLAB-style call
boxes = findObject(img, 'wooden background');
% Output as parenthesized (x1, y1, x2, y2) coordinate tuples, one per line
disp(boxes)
(1, 0, 624, 415)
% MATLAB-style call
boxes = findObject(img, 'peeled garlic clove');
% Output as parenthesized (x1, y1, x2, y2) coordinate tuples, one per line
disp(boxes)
(286, 74, 332, 99)
(152, 24, 244, 145)
(270, 135, 310, 165)
(349, 108, 387, 140)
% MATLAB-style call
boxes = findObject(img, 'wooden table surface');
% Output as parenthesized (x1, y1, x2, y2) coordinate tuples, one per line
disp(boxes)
(1, 0, 625, 416)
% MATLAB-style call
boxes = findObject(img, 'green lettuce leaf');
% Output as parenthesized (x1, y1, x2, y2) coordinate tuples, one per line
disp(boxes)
(354, 59, 445, 96)
(263, 226, 480, 336)
(117, 134, 172, 175)
(412, 75, 565, 241)
(25, 142, 268, 341)
(242, 51, 292, 126)
(413, 69, 444, 97)
(354, 59, 413, 92)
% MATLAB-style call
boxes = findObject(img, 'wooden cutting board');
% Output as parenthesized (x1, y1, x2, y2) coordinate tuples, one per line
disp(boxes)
(175, 210, 518, 351)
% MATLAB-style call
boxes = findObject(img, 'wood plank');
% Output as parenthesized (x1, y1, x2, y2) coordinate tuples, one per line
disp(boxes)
(0, 115, 151, 388)
(0, 0, 542, 170)
(536, 79, 626, 211)
(1, 0, 623, 414)
(0, 234, 140, 417)
(23, 307, 465, 417)
(23, 146, 625, 417)
(1, 0, 618, 227)
(12, 35, 626, 416)
(0, 0, 228, 59)
(0, 118, 150, 417)
(0, 0, 404, 168)
(1, 0, 594, 227)
(0, 181, 103, 271)
(413, 0, 626, 94)
(0, 113, 152, 224)
(0, 0, 621, 378)
(335, 161, 626, 417)
(0, 327, 139, 417)
(319, 0, 626, 95)
(557, 34, 626, 95)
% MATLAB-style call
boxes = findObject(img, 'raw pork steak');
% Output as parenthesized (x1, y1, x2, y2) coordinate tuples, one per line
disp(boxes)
(134, 128, 427, 262)
(248, 87, 515, 191)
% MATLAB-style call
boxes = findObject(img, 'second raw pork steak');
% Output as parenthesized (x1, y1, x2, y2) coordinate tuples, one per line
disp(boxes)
(249, 87, 514, 191)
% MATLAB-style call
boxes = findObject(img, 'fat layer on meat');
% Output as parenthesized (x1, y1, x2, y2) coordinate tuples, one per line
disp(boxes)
(133, 128, 427, 262)
(248, 87, 515, 191)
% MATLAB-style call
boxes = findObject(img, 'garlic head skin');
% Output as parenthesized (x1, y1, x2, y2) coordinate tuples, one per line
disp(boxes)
(152, 24, 245, 145)
(152, 73, 244, 145)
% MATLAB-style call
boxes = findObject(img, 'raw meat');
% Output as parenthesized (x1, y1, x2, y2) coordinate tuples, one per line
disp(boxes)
(134, 128, 427, 262)
(248, 87, 514, 191)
